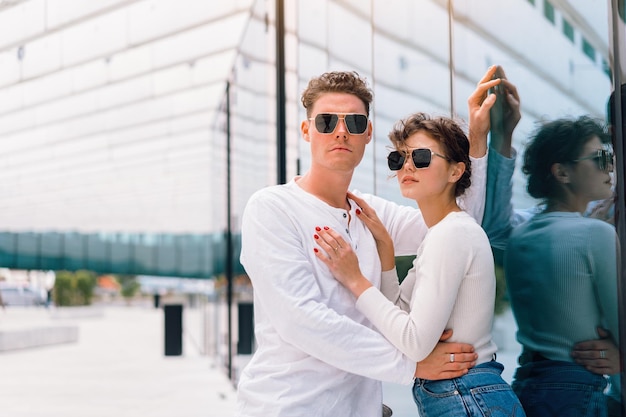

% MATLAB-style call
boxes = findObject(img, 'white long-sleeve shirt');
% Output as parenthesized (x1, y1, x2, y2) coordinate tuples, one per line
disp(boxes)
(236, 156, 487, 417)
(357, 211, 498, 365)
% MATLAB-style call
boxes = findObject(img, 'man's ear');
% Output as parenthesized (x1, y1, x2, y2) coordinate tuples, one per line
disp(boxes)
(365, 120, 373, 144)
(551, 162, 571, 184)
(301, 120, 311, 143)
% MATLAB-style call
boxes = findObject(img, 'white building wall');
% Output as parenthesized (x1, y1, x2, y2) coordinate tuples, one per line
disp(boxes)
(0, 0, 613, 233)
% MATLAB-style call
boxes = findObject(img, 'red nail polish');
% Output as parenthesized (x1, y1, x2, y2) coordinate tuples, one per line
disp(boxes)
(323, 226, 329, 230)
(314, 248, 319, 253)
(315, 226, 321, 231)
(356, 209, 361, 215)
(314, 234, 319, 239)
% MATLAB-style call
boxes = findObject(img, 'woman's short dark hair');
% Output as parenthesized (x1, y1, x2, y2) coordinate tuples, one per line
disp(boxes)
(388, 112, 471, 197)
(523, 115, 609, 200)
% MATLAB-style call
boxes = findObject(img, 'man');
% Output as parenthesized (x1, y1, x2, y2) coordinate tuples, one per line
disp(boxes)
(236, 69, 501, 417)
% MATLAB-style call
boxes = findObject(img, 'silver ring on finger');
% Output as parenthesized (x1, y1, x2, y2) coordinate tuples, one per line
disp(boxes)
(450, 353, 455, 363)
(600, 350, 606, 359)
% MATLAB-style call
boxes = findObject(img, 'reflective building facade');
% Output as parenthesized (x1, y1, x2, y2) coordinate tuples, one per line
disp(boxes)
(0, 0, 615, 235)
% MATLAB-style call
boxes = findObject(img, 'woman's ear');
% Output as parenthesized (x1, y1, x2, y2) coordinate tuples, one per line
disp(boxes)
(449, 162, 466, 183)
(551, 162, 571, 184)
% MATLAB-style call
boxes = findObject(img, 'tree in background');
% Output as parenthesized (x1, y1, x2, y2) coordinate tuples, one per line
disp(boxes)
(54, 270, 97, 306)
(117, 274, 141, 304)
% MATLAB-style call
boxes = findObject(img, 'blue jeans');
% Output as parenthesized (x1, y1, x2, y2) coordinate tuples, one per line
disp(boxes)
(512, 359, 608, 417)
(413, 361, 526, 416)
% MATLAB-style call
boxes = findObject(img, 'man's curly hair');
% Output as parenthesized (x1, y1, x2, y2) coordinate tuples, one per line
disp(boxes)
(301, 71, 373, 117)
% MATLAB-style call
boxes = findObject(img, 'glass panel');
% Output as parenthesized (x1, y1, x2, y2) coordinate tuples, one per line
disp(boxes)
(155, 234, 177, 276)
(0, 0, 45, 49)
(40, 232, 63, 270)
(610, 0, 626, 411)
(0, 233, 16, 267)
(133, 234, 157, 275)
(62, 233, 87, 271)
(563, 18, 575, 42)
(175, 235, 198, 277)
(86, 233, 109, 273)
(543, 0, 556, 24)
(287, 0, 622, 413)
(16, 233, 39, 270)
(372, 0, 450, 199)
(109, 233, 132, 273)
(461, 2, 620, 414)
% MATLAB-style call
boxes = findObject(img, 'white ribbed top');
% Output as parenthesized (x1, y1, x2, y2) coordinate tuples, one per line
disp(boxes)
(357, 211, 498, 364)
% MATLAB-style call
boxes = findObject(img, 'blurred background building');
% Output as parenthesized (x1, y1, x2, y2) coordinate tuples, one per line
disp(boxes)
(0, 0, 613, 235)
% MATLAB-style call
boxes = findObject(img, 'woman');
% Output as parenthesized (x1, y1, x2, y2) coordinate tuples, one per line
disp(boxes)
(504, 116, 618, 417)
(313, 113, 524, 416)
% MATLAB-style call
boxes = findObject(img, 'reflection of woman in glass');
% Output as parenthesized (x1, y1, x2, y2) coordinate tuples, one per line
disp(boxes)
(313, 113, 525, 417)
(504, 116, 618, 417)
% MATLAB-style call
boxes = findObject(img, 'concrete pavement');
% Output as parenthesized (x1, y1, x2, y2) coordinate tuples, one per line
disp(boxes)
(0, 302, 522, 417)
(0, 303, 237, 417)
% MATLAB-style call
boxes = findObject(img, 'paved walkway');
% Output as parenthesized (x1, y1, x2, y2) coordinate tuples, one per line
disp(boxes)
(0, 303, 522, 417)
(0, 304, 237, 417)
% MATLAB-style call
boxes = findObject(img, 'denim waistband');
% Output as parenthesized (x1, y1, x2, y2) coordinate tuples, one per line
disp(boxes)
(466, 360, 504, 375)
(414, 359, 504, 384)
(518, 349, 549, 365)
(513, 357, 607, 390)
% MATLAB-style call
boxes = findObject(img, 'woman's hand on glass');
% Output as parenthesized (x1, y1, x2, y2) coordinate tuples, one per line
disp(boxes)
(467, 66, 500, 158)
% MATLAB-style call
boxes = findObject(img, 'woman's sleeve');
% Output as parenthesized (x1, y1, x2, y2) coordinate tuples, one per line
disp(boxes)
(380, 268, 411, 312)
(355, 225, 472, 362)
(458, 152, 487, 223)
